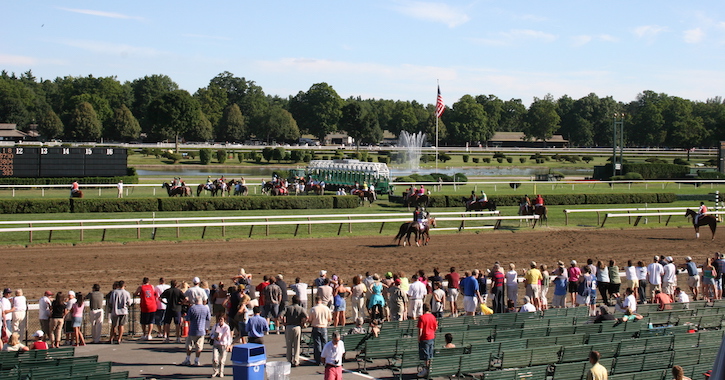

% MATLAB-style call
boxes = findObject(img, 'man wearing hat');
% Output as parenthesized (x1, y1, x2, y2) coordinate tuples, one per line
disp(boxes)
(663, 257, 677, 297)
(684, 256, 700, 300)
(86, 284, 105, 344)
(1, 288, 14, 332)
(38, 290, 53, 341)
(186, 277, 208, 305)
(647, 256, 664, 303)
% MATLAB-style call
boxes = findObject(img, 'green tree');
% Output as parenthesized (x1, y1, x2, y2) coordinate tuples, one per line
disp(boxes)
(37, 109, 64, 139)
(273, 147, 286, 162)
(524, 94, 560, 144)
(209, 72, 268, 136)
(108, 104, 140, 141)
(663, 97, 707, 148)
(187, 111, 213, 142)
(218, 103, 245, 142)
(216, 149, 227, 163)
(389, 101, 419, 135)
(262, 147, 274, 162)
(199, 148, 212, 165)
(446, 95, 490, 144)
(262, 105, 300, 144)
(475, 95, 504, 132)
(129, 74, 179, 135)
(499, 99, 527, 132)
(194, 85, 228, 136)
(67, 101, 102, 140)
(147, 90, 201, 152)
(288, 82, 342, 141)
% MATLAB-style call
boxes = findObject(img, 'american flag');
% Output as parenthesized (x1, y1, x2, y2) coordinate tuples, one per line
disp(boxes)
(435, 85, 445, 118)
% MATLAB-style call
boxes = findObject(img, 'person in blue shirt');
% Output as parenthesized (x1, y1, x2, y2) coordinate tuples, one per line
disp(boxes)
(552, 275, 568, 308)
(460, 271, 480, 316)
(246, 306, 268, 344)
(684, 256, 700, 300)
(181, 298, 211, 367)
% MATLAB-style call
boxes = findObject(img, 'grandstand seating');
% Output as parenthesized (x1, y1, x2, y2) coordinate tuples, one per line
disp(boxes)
(0, 347, 135, 380)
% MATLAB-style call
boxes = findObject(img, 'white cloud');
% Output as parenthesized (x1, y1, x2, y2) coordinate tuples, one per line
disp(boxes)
(392, 1, 470, 28)
(474, 29, 557, 46)
(56, 39, 164, 57)
(633, 25, 667, 39)
(571, 34, 618, 47)
(57, 7, 143, 21)
(0, 54, 37, 66)
(181, 34, 232, 41)
(683, 28, 705, 44)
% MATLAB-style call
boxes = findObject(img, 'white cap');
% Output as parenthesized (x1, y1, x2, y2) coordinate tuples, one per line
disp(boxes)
(192, 277, 200, 284)
(319, 270, 327, 276)
(570, 260, 577, 265)
(686, 256, 692, 261)
(666, 256, 673, 262)
(68, 290, 75, 297)
(32, 330, 44, 337)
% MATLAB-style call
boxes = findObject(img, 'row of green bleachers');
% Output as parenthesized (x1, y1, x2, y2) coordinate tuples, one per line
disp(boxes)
(0, 347, 135, 380)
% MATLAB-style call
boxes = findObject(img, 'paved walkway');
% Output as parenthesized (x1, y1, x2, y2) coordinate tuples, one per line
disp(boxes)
(72, 330, 392, 380)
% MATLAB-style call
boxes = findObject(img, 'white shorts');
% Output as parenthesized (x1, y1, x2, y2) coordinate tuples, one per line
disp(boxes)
(552, 294, 566, 308)
(463, 296, 478, 313)
(526, 284, 541, 299)
(447, 288, 459, 302)
(410, 299, 423, 318)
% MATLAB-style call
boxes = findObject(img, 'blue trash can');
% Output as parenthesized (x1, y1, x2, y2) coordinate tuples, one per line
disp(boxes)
(231, 343, 266, 380)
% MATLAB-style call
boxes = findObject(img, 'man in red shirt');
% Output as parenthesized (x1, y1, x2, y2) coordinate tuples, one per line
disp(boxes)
(417, 303, 438, 378)
(654, 289, 672, 311)
(255, 276, 270, 308)
(135, 277, 158, 341)
(444, 267, 460, 317)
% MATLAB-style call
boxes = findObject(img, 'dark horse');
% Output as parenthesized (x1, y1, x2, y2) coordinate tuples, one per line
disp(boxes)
(394, 217, 437, 246)
(197, 182, 222, 197)
(685, 209, 717, 240)
(162, 182, 191, 197)
(357, 190, 376, 206)
(520, 205, 548, 227)
(406, 194, 429, 209)
(70, 190, 83, 198)
(461, 197, 497, 212)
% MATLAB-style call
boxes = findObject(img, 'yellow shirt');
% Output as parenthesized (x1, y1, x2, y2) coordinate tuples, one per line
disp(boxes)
(524, 268, 543, 285)
(587, 363, 608, 380)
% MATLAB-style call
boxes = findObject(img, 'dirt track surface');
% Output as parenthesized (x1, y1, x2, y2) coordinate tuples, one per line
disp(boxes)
(5, 226, 721, 299)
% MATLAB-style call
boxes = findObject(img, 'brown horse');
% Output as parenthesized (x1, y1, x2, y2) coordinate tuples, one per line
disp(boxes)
(461, 197, 497, 212)
(685, 209, 717, 240)
(70, 190, 83, 198)
(406, 194, 429, 210)
(394, 217, 436, 246)
(520, 205, 548, 227)
(305, 183, 324, 195)
(357, 190, 376, 206)
(162, 182, 191, 197)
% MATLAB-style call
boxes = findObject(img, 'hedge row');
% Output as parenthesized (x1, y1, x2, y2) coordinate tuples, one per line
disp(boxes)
(390, 193, 677, 207)
(0, 175, 138, 185)
(0, 196, 360, 214)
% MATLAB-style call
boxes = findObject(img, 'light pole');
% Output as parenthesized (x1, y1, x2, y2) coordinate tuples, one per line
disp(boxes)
(612, 113, 625, 177)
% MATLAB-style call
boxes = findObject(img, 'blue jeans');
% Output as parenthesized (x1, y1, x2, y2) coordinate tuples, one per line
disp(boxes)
(312, 327, 327, 364)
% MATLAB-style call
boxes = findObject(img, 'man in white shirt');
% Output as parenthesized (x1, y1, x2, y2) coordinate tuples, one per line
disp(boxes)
(1, 288, 14, 332)
(620, 287, 637, 313)
(646, 256, 664, 303)
(675, 287, 690, 308)
(407, 275, 427, 320)
(321, 331, 345, 380)
(38, 290, 53, 341)
(185, 277, 208, 305)
(519, 296, 536, 312)
(154, 278, 171, 338)
(290, 277, 309, 310)
(663, 257, 677, 297)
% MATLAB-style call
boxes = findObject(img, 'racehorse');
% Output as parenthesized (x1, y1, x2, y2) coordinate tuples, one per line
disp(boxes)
(262, 181, 288, 196)
(70, 190, 83, 198)
(197, 181, 221, 197)
(685, 209, 717, 240)
(230, 180, 248, 196)
(406, 194, 429, 210)
(305, 183, 324, 195)
(394, 217, 437, 247)
(520, 205, 548, 227)
(357, 190, 376, 206)
(162, 182, 191, 197)
(461, 197, 497, 212)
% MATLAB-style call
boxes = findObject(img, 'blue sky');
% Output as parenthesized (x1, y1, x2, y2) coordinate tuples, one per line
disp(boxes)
(2, 1, 724, 107)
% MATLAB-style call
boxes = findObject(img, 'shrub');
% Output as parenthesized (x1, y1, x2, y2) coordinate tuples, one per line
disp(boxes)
(506, 157, 513, 163)
(462, 154, 470, 163)
(273, 147, 286, 162)
(262, 147, 274, 162)
(161, 151, 182, 163)
(645, 158, 667, 164)
(199, 149, 212, 165)
(377, 156, 390, 164)
(254, 153, 262, 163)
(483, 158, 491, 163)
(493, 152, 506, 158)
(673, 158, 690, 166)
(497, 158, 504, 163)
(304, 154, 313, 163)
(519, 157, 527, 163)
(472, 158, 480, 163)
(187, 151, 197, 160)
(439, 153, 451, 162)
(290, 150, 304, 163)
(237, 152, 244, 163)
(697, 171, 725, 179)
(582, 156, 594, 163)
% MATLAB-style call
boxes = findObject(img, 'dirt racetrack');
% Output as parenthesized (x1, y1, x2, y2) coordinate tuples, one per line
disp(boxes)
(4, 226, 722, 299)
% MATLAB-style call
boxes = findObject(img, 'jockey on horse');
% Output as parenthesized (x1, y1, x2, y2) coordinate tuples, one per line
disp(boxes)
(695, 202, 708, 225)
(519, 194, 532, 215)
(534, 194, 545, 213)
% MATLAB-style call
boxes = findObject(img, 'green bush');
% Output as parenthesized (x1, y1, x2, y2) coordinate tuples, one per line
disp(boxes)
(645, 158, 667, 164)
(519, 157, 527, 163)
(237, 152, 244, 163)
(439, 153, 451, 162)
(611, 172, 644, 180)
(506, 157, 513, 163)
(254, 153, 263, 163)
(673, 158, 690, 166)
(377, 156, 390, 164)
(262, 147, 274, 162)
(0, 199, 71, 214)
(483, 158, 491, 163)
(71, 198, 159, 213)
(582, 156, 594, 163)
(493, 152, 506, 158)
(697, 171, 725, 179)
(0, 176, 138, 185)
(161, 151, 182, 163)
(199, 149, 212, 165)
(216, 149, 227, 164)
(472, 158, 480, 163)
(274, 147, 286, 162)
(621, 163, 689, 179)
(462, 155, 470, 163)
(497, 158, 504, 163)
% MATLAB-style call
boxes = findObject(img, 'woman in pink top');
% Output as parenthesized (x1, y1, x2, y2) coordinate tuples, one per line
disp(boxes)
(70, 293, 86, 346)
(567, 261, 581, 308)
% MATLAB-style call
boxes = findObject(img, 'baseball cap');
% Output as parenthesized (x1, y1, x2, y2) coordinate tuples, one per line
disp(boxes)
(394, 278, 401, 285)
(570, 260, 577, 265)
(2, 288, 11, 294)
(32, 330, 44, 338)
(192, 277, 200, 284)
(44, 290, 53, 296)
(385, 272, 393, 278)
(666, 256, 673, 262)
(686, 256, 692, 261)
(68, 291, 75, 297)
(319, 270, 327, 276)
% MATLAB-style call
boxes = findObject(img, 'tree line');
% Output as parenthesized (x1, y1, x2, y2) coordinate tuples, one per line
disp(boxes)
(1, 70, 724, 148)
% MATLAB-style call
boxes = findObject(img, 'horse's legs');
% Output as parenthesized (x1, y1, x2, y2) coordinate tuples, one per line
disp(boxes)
(695, 225, 700, 239)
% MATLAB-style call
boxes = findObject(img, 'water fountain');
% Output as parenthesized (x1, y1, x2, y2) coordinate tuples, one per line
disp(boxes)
(397, 131, 427, 173)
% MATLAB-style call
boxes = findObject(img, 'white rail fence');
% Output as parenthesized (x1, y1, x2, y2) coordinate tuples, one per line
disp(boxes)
(563, 206, 705, 225)
(600, 210, 725, 227)
(0, 211, 542, 243)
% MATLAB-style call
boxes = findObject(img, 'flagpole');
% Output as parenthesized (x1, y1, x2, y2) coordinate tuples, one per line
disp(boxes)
(435, 80, 439, 173)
